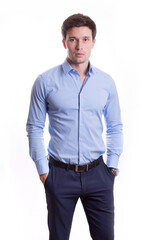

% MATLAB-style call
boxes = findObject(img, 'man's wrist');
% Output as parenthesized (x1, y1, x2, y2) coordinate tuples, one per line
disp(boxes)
(40, 173, 49, 184)
(109, 167, 119, 176)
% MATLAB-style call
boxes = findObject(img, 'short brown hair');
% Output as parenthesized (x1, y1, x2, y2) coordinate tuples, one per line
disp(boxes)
(61, 13, 97, 40)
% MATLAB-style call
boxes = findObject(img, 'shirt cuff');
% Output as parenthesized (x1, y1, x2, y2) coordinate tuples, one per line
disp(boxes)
(107, 154, 119, 168)
(35, 157, 49, 175)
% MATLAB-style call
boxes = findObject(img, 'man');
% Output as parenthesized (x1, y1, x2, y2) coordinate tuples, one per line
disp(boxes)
(26, 13, 123, 240)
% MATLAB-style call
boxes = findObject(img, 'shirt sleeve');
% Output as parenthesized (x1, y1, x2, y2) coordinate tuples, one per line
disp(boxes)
(103, 78, 123, 168)
(26, 75, 49, 175)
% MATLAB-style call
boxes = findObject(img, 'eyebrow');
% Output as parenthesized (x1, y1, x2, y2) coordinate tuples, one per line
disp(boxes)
(69, 36, 91, 39)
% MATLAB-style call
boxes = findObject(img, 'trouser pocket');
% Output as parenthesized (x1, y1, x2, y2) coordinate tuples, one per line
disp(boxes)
(104, 162, 115, 181)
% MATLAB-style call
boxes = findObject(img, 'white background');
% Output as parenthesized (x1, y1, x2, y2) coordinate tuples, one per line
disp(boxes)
(0, 0, 160, 239)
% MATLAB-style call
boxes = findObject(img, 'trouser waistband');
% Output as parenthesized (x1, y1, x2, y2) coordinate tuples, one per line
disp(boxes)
(49, 155, 103, 172)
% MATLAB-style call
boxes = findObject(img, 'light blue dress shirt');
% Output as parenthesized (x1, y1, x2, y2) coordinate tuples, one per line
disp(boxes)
(26, 60, 123, 175)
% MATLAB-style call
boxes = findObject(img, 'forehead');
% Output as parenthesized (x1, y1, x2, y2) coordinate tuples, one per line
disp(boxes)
(66, 26, 92, 38)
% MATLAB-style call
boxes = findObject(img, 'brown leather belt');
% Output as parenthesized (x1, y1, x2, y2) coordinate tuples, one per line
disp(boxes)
(49, 155, 102, 172)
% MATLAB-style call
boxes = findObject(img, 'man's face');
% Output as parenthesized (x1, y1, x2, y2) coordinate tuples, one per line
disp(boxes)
(62, 26, 96, 66)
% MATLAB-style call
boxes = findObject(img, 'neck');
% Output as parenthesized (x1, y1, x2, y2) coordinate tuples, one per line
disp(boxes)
(67, 58, 89, 77)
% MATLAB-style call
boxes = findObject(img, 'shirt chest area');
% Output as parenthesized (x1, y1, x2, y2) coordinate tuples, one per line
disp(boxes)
(46, 74, 109, 113)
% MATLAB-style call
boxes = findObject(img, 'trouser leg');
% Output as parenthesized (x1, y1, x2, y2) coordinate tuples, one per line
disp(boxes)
(80, 159, 115, 240)
(44, 165, 80, 240)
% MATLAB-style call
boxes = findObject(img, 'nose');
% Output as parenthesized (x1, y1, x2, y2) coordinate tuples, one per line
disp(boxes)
(76, 40, 83, 50)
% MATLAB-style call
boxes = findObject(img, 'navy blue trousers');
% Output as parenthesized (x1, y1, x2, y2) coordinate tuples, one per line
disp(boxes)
(44, 156, 115, 240)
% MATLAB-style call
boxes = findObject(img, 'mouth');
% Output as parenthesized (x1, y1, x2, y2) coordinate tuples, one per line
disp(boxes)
(75, 53, 85, 57)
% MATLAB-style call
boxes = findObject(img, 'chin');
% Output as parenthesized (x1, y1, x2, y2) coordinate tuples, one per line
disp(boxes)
(74, 58, 87, 64)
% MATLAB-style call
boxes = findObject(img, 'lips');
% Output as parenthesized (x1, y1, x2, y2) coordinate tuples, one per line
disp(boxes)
(75, 53, 84, 57)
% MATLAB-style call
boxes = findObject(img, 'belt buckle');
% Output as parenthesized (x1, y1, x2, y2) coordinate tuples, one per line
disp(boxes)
(75, 165, 82, 172)
(75, 164, 89, 172)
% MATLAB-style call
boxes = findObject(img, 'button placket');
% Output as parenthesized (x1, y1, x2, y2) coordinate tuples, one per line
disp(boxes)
(78, 93, 84, 164)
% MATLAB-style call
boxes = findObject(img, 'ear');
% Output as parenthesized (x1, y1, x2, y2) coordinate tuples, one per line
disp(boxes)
(92, 38, 96, 49)
(62, 39, 67, 49)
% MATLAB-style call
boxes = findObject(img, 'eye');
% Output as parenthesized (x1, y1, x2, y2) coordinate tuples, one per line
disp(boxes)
(84, 38, 89, 42)
(69, 38, 76, 42)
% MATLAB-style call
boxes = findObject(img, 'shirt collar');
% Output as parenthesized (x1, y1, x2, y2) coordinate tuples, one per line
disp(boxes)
(62, 59, 96, 75)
